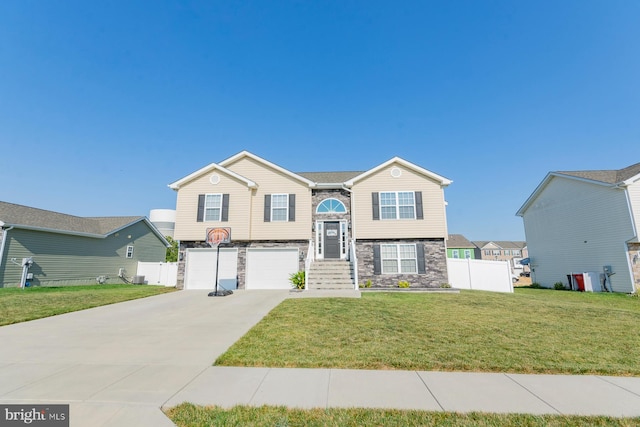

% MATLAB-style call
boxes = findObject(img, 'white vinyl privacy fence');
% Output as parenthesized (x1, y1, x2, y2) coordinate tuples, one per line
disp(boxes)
(447, 258, 513, 293)
(136, 262, 178, 287)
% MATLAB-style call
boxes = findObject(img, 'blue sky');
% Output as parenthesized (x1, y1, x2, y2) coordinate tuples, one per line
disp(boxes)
(1, 1, 639, 241)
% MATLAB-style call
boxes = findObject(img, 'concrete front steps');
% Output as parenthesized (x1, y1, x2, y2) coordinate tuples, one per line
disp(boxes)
(306, 260, 355, 290)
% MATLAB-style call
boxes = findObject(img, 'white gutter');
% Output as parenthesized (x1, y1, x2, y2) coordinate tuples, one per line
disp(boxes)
(0, 226, 15, 274)
(341, 185, 355, 239)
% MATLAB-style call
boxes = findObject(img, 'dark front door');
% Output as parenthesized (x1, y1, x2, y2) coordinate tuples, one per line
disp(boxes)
(324, 222, 340, 259)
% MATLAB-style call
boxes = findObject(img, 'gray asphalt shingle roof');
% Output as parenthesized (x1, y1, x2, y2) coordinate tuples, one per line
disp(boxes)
(0, 201, 143, 236)
(556, 162, 640, 184)
(296, 171, 365, 183)
(446, 234, 475, 248)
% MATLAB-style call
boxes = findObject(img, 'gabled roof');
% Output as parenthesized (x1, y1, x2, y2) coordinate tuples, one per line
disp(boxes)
(344, 157, 452, 187)
(219, 151, 316, 187)
(516, 162, 640, 216)
(472, 241, 527, 250)
(0, 201, 169, 244)
(168, 161, 258, 190)
(557, 162, 640, 185)
(446, 234, 475, 248)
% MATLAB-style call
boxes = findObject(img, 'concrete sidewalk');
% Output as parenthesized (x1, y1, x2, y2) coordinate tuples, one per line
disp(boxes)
(1, 289, 640, 426)
(164, 366, 640, 418)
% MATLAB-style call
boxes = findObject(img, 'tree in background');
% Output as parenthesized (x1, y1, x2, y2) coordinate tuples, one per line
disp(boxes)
(165, 236, 178, 262)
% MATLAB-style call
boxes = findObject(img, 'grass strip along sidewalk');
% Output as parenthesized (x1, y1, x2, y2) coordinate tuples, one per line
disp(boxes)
(216, 288, 640, 376)
(0, 284, 175, 326)
(166, 403, 640, 427)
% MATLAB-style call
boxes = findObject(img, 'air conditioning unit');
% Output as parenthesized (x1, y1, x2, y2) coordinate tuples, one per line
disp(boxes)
(132, 275, 145, 284)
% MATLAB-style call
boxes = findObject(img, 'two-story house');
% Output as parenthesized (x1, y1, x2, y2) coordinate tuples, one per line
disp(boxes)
(472, 241, 529, 274)
(446, 234, 476, 259)
(517, 162, 640, 293)
(169, 151, 452, 290)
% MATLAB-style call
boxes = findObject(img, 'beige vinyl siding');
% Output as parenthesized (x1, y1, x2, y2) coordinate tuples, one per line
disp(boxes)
(0, 222, 166, 287)
(522, 177, 634, 292)
(225, 157, 312, 240)
(174, 170, 253, 241)
(351, 164, 448, 239)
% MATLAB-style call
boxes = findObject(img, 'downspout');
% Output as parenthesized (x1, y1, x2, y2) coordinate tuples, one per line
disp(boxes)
(342, 185, 358, 289)
(0, 226, 14, 282)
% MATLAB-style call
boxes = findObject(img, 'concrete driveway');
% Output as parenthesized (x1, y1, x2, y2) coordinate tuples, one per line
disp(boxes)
(0, 289, 289, 426)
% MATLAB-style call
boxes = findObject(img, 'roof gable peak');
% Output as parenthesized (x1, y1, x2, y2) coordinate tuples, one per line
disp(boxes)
(345, 156, 452, 187)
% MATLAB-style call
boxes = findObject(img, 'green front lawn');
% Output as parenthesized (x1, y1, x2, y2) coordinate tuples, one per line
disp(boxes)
(216, 289, 640, 376)
(0, 284, 176, 326)
(166, 404, 640, 427)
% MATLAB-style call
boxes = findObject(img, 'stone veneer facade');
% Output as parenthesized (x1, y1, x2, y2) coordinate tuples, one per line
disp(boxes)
(355, 238, 448, 288)
(177, 240, 308, 290)
(311, 189, 352, 223)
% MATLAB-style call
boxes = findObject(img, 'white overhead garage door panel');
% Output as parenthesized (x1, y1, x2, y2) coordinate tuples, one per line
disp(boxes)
(184, 248, 238, 290)
(246, 248, 299, 290)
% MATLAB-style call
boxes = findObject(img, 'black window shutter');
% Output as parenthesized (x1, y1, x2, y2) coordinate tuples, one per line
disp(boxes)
(415, 191, 424, 220)
(372, 192, 380, 220)
(221, 194, 230, 222)
(373, 245, 381, 275)
(197, 194, 205, 222)
(264, 194, 271, 222)
(288, 194, 296, 221)
(417, 244, 426, 274)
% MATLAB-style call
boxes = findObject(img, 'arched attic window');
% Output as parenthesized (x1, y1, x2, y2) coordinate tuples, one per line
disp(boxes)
(316, 198, 346, 214)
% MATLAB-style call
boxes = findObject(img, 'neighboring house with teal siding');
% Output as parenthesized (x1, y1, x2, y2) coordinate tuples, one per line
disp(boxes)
(0, 201, 169, 288)
(446, 234, 476, 259)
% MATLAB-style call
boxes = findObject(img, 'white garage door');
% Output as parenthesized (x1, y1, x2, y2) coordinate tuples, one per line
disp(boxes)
(184, 248, 238, 290)
(246, 248, 299, 290)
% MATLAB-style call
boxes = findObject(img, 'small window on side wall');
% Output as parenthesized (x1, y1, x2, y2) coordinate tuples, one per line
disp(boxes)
(126, 245, 134, 258)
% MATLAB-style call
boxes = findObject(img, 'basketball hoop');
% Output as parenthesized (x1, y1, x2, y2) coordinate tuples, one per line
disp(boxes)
(206, 227, 231, 248)
(205, 228, 233, 297)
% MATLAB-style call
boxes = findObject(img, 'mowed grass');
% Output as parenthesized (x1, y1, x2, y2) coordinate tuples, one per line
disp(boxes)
(166, 403, 640, 427)
(216, 289, 640, 375)
(0, 284, 176, 326)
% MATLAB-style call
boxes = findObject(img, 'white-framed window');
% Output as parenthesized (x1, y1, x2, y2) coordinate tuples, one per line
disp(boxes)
(504, 250, 511, 256)
(513, 250, 521, 256)
(271, 194, 288, 222)
(492, 250, 501, 256)
(464, 249, 471, 259)
(484, 250, 491, 256)
(452, 249, 460, 259)
(381, 244, 417, 274)
(204, 194, 222, 221)
(380, 191, 415, 220)
(317, 198, 347, 214)
(126, 245, 134, 258)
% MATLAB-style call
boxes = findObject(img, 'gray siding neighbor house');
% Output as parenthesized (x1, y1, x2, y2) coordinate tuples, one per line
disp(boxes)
(0, 201, 169, 288)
